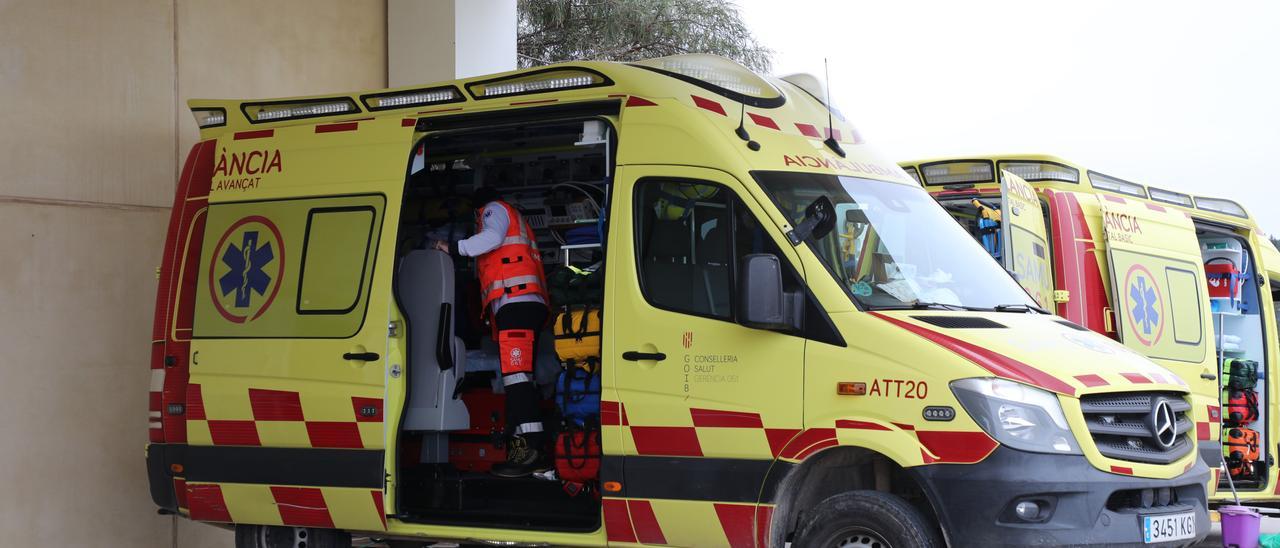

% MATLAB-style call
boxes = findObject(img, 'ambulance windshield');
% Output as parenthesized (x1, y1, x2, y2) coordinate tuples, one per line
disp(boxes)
(755, 172, 1036, 310)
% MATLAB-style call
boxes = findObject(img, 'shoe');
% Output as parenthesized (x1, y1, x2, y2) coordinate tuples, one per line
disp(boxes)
(491, 435, 549, 478)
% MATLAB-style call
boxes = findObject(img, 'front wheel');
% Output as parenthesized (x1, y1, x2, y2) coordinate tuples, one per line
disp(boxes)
(793, 491, 942, 548)
(234, 525, 352, 548)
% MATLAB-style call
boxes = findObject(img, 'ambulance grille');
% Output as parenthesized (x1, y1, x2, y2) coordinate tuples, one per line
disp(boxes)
(1080, 392, 1194, 465)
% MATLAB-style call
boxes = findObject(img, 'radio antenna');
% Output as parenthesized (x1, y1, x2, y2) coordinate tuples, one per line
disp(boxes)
(822, 58, 846, 158)
(734, 97, 760, 151)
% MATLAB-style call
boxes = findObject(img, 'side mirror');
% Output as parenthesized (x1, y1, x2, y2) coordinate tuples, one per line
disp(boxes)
(788, 196, 837, 244)
(738, 254, 803, 331)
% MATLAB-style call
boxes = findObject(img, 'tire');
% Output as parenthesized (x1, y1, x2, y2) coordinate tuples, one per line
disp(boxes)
(793, 490, 942, 548)
(235, 524, 352, 548)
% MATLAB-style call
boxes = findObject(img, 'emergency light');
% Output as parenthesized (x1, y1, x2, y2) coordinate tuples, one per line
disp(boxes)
(467, 69, 609, 99)
(1148, 187, 1194, 208)
(920, 160, 995, 186)
(243, 97, 359, 123)
(902, 166, 922, 184)
(362, 86, 463, 111)
(1195, 196, 1249, 218)
(1087, 171, 1146, 198)
(633, 54, 782, 106)
(999, 161, 1080, 183)
(191, 107, 227, 128)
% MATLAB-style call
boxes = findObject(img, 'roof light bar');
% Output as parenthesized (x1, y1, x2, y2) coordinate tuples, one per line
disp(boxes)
(1195, 196, 1249, 218)
(1148, 187, 1194, 208)
(1087, 171, 1147, 198)
(920, 160, 995, 186)
(242, 97, 359, 123)
(999, 161, 1080, 183)
(191, 108, 226, 128)
(361, 86, 463, 111)
(902, 166, 922, 184)
(467, 68, 609, 99)
(632, 54, 783, 108)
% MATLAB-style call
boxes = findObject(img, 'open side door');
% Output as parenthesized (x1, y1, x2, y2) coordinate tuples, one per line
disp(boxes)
(999, 171, 1054, 309)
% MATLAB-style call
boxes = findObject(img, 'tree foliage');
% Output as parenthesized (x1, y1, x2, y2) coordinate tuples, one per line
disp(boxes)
(517, 0, 772, 72)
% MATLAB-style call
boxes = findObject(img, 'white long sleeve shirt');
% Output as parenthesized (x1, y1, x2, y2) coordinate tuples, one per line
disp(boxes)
(456, 201, 546, 314)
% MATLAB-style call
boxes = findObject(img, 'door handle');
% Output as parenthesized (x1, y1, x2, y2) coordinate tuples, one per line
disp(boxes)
(1201, 373, 1217, 380)
(623, 351, 666, 362)
(343, 352, 380, 361)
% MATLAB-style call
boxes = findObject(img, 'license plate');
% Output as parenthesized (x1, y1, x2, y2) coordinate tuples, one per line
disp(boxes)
(1142, 511, 1197, 543)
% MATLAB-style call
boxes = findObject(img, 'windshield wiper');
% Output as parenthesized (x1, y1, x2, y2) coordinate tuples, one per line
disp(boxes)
(869, 301, 973, 312)
(992, 303, 1050, 314)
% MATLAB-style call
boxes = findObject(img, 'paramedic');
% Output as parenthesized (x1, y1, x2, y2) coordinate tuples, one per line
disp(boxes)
(435, 187, 550, 478)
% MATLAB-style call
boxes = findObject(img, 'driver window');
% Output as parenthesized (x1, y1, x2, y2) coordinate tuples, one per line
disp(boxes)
(634, 179, 801, 322)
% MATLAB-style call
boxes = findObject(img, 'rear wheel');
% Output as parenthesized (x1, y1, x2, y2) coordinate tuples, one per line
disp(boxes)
(234, 525, 352, 548)
(794, 491, 942, 548)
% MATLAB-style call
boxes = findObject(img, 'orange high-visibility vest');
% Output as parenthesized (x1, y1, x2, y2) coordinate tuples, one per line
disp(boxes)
(476, 201, 549, 313)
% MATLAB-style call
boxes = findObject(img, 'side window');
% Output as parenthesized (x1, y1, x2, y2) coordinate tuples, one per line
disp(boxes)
(193, 194, 384, 338)
(298, 207, 376, 314)
(634, 179, 801, 322)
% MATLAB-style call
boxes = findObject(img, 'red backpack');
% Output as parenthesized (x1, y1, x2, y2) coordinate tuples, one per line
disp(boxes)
(555, 423, 601, 496)
(1224, 389, 1259, 425)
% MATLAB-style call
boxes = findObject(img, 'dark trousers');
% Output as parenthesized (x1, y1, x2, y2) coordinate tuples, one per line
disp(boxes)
(494, 301, 548, 445)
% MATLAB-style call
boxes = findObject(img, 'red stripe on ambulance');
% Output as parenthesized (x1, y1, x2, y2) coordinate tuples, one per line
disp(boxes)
(795, 123, 821, 138)
(352, 396, 383, 422)
(187, 484, 232, 522)
(603, 498, 638, 542)
(371, 490, 386, 529)
(691, 408, 764, 428)
(748, 112, 779, 130)
(1074, 374, 1109, 387)
(315, 121, 359, 133)
(208, 420, 261, 446)
(713, 503, 757, 548)
(628, 499, 667, 544)
(691, 95, 727, 116)
(835, 419, 891, 431)
(917, 431, 998, 464)
(1121, 372, 1152, 384)
(271, 486, 334, 528)
(305, 422, 363, 449)
(234, 129, 274, 140)
(630, 426, 703, 456)
(870, 312, 1076, 396)
(249, 388, 304, 421)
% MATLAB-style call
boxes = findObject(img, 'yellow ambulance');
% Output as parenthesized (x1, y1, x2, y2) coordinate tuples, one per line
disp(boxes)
(147, 58, 1209, 547)
(898, 154, 1278, 505)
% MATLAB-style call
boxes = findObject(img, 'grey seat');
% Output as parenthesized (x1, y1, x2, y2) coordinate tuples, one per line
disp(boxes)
(397, 250, 470, 444)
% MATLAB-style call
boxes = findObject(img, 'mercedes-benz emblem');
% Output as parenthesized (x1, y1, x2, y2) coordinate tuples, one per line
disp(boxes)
(1149, 400, 1178, 449)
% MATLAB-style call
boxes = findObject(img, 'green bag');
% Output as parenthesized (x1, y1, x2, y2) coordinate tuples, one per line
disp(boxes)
(547, 265, 603, 306)
(1223, 358, 1259, 390)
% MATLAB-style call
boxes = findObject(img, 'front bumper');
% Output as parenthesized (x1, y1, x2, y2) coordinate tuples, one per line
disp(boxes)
(910, 446, 1210, 547)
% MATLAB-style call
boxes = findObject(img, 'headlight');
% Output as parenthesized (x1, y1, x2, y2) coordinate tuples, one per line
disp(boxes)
(950, 378, 1080, 455)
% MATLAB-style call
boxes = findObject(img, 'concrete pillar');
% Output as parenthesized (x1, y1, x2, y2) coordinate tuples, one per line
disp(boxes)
(388, 0, 517, 86)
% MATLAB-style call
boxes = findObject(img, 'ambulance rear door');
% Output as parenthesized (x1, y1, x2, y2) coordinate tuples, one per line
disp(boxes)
(998, 171, 1054, 310)
(1097, 194, 1216, 399)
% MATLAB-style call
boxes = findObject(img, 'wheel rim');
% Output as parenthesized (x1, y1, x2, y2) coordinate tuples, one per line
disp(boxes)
(830, 526, 892, 548)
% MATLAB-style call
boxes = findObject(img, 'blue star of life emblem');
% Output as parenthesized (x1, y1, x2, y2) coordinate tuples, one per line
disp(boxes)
(219, 231, 275, 308)
(1129, 276, 1159, 335)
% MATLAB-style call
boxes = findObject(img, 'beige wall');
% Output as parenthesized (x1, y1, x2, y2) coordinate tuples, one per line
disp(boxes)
(0, 1, 387, 546)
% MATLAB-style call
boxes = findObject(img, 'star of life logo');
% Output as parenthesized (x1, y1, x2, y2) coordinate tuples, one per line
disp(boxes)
(208, 215, 285, 323)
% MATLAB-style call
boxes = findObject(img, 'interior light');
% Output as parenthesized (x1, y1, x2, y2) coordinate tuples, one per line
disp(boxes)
(920, 161, 995, 186)
(1148, 187, 1194, 207)
(1088, 171, 1147, 198)
(243, 98, 359, 123)
(191, 108, 226, 128)
(468, 69, 608, 99)
(362, 86, 462, 111)
(1000, 161, 1080, 183)
(1195, 196, 1249, 218)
